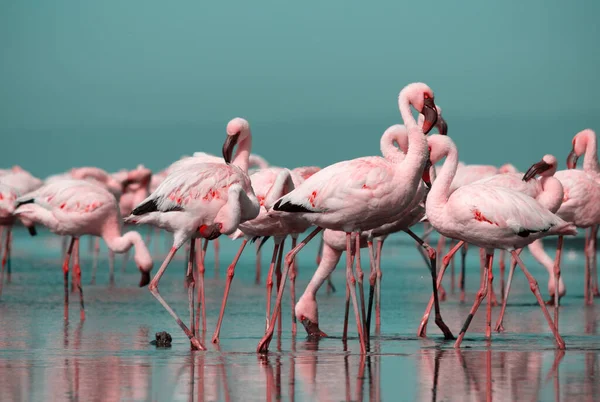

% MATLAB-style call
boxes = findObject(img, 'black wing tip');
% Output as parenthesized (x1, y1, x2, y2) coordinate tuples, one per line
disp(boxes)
(273, 199, 315, 213)
(258, 236, 271, 251)
(27, 226, 37, 236)
(15, 198, 34, 209)
(517, 224, 553, 237)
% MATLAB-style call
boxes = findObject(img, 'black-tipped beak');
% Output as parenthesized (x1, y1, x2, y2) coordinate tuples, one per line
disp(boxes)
(222, 133, 240, 164)
(436, 115, 448, 135)
(422, 160, 433, 188)
(522, 159, 552, 181)
(421, 98, 438, 134)
(566, 148, 579, 170)
(301, 318, 328, 338)
(139, 269, 151, 287)
(27, 225, 37, 236)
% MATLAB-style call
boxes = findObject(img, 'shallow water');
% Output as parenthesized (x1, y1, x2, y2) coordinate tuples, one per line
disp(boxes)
(1, 228, 599, 401)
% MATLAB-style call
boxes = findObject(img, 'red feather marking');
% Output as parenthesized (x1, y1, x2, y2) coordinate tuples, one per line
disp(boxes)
(257, 195, 265, 206)
(60, 203, 66, 209)
(0, 194, 3, 200)
(308, 191, 317, 208)
(473, 209, 497, 226)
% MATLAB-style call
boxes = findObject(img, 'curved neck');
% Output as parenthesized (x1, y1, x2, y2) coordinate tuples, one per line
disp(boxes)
(102, 230, 138, 254)
(583, 132, 600, 174)
(233, 131, 252, 173)
(380, 126, 407, 164)
(304, 244, 342, 297)
(427, 140, 458, 216)
(537, 176, 564, 213)
(398, 96, 428, 184)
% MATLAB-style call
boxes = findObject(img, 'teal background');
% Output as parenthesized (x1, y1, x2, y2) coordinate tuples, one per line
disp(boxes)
(1, 0, 598, 177)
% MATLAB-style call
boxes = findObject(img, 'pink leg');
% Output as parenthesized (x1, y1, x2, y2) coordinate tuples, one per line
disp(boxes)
(256, 227, 323, 353)
(108, 250, 115, 286)
(276, 238, 286, 337)
(345, 233, 367, 353)
(495, 250, 520, 332)
(90, 237, 100, 285)
(73, 238, 85, 321)
(592, 225, 599, 297)
(450, 240, 456, 294)
(195, 239, 209, 336)
(485, 255, 494, 339)
(511, 251, 565, 349)
(354, 234, 368, 342)
(214, 238, 220, 277)
(150, 246, 205, 350)
(454, 252, 492, 348)
(499, 249, 506, 303)
(212, 239, 248, 344)
(375, 239, 384, 331)
(553, 236, 563, 330)
(342, 252, 356, 342)
(186, 239, 196, 346)
(1, 229, 11, 283)
(0, 228, 7, 298)
(436, 235, 447, 301)
(289, 236, 298, 336)
(255, 240, 262, 285)
(404, 229, 454, 340)
(459, 243, 468, 302)
(63, 238, 75, 320)
(585, 229, 591, 304)
(5, 229, 11, 281)
(418, 240, 465, 337)
(366, 240, 377, 335)
(265, 241, 281, 331)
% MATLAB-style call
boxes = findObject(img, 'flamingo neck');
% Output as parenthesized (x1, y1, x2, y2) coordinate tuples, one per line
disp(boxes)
(380, 126, 407, 164)
(102, 230, 138, 254)
(583, 131, 600, 174)
(537, 176, 564, 213)
(398, 96, 428, 187)
(426, 140, 458, 218)
(232, 132, 252, 173)
(304, 244, 342, 297)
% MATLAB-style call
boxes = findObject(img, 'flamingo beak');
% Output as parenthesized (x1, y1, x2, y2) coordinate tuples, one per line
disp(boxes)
(222, 132, 240, 164)
(436, 115, 448, 135)
(139, 268, 151, 287)
(422, 160, 433, 188)
(300, 318, 328, 338)
(566, 148, 579, 169)
(522, 159, 552, 181)
(421, 98, 438, 134)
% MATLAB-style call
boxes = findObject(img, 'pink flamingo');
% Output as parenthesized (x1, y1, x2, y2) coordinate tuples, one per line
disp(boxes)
(0, 168, 43, 280)
(566, 129, 600, 298)
(435, 161, 520, 303)
(422, 134, 574, 349)
(211, 166, 311, 344)
(13, 179, 153, 320)
(256, 82, 446, 353)
(125, 117, 260, 350)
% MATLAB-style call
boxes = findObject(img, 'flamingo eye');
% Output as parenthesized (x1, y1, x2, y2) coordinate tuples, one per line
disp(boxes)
(424, 93, 430, 99)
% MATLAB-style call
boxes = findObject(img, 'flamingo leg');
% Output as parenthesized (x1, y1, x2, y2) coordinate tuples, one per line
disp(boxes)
(90, 237, 100, 285)
(108, 250, 115, 286)
(63, 237, 75, 320)
(212, 239, 248, 344)
(194, 239, 209, 336)
(366, 240, 377, 336)
(73, 238, 85, 321)
(186, 239, 196, 347)
(5, 228, 11, 281)
(460, 243, 468, 302)
(553, 236, 563, 331)
(495, 250, 521, 332)
(345, 233, 367, 353)
(450, 240, 456, 294)
(510, 250, 565, 349)
(354, 234, 368, 343)
(0, 228, 8, 298)
(485, 252, 494, 339)
(592, 225, 599, 297)
(326, 276, 336, 293)
(342, 251, 356, 342)
(265, 241, 281, 331)
(214, 238, 220, 277)
(436, 235, 447, 301)
(289, 236, 298, 336)
(499, 249, 506, 303)
(275, 238, 286, 337)
(256, 227, 323, 353)
(404, 229, 454, 340)
(454, 252, 492, 349)
(375, 238, 384, 331)
(255, 240, 262, 285)
(417, 240, 465, 338)
(149, 246, 205, 350)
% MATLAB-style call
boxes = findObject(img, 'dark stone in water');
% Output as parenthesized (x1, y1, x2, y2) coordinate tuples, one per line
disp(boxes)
(150, 331, 172, 347)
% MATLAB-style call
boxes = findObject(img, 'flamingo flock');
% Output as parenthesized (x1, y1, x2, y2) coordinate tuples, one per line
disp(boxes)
(2, 82, 599, 355)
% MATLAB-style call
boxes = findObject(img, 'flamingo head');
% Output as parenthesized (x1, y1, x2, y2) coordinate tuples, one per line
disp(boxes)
(568, 129, 596, 169)
(295, 295, 327, 338)
(402, 83, 438, 134)
(134, 242, 153, 287)
(222, 117, 251, 163)
(522, 155, 558, 181)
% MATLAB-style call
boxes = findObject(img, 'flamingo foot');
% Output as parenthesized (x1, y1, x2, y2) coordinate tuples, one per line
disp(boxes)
(257, 332, 273, 354)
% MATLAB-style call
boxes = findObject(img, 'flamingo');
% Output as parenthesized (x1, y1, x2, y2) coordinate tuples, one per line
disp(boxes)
(422, 134, 575, 349)
(13, 179, 153, 320)
(0, 168, 43, 280)
(256, 82, 449, 354)
(566, 129, 600, 298)
(211, 166, 311, 344)
(125, 117, 260, 350)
